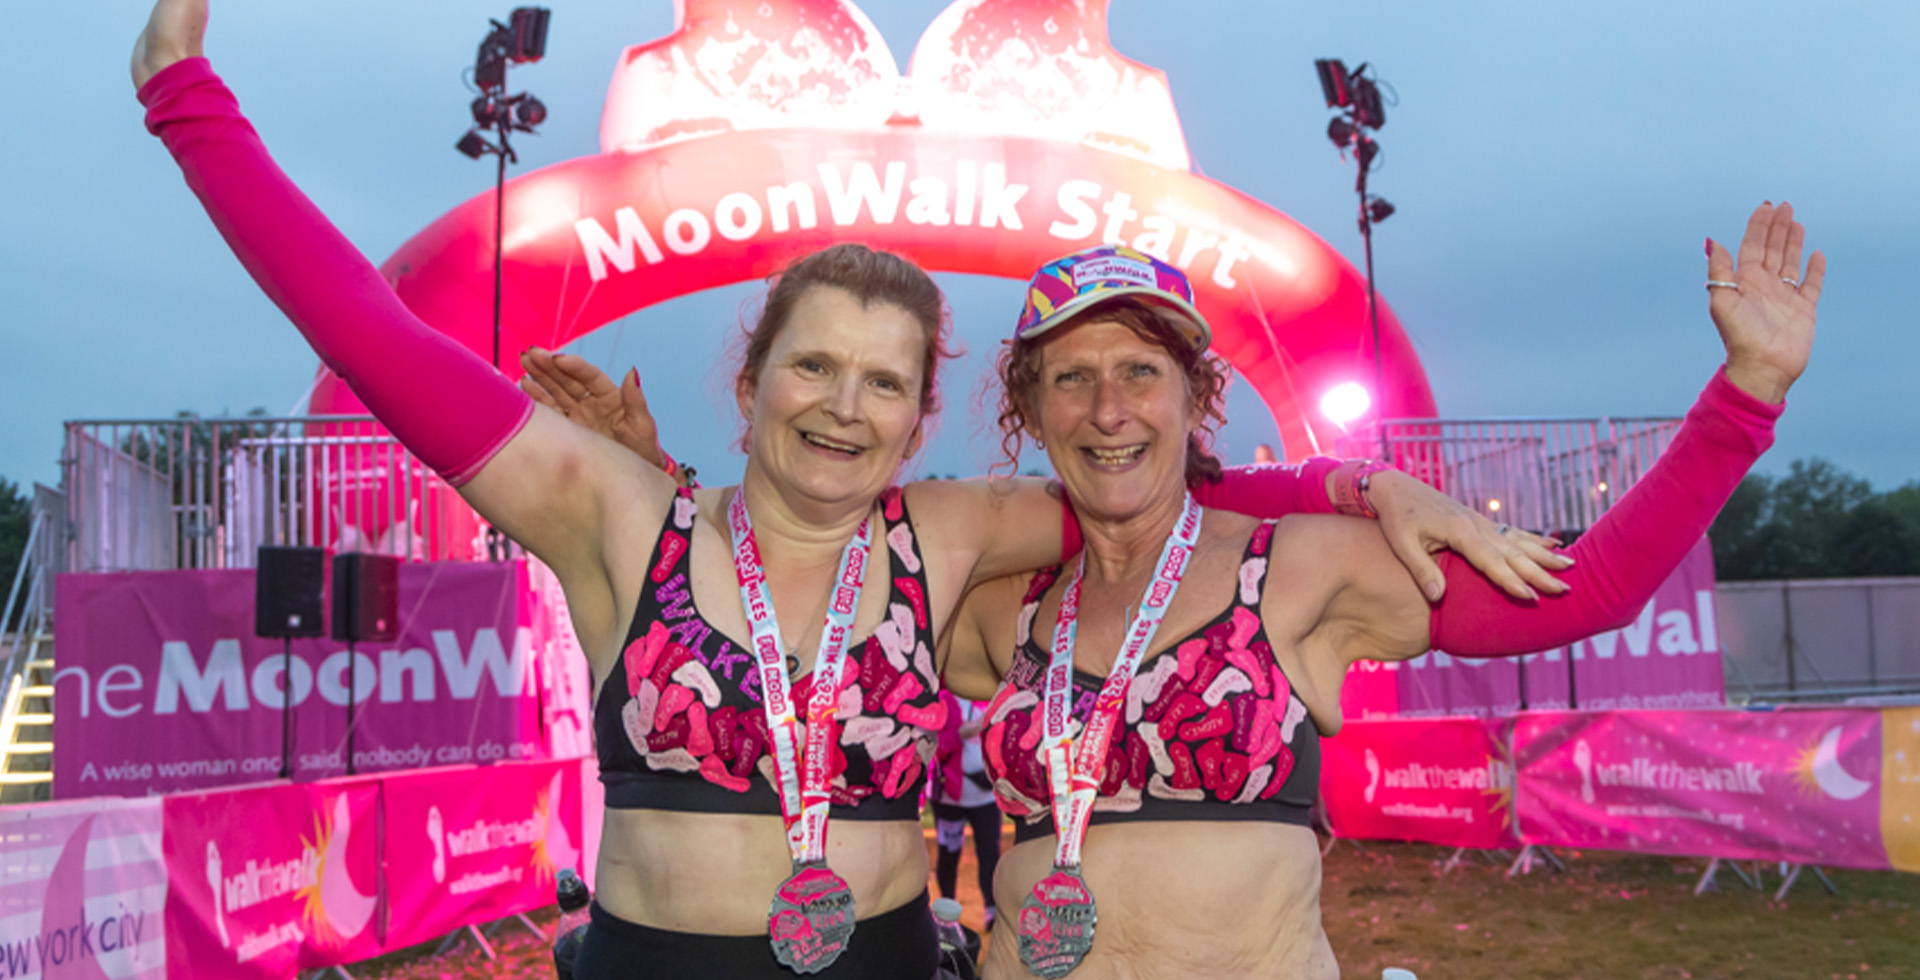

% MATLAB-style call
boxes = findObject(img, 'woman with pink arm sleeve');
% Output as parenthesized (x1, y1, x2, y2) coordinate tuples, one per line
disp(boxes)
(534, 218, 1813, 978)
(932, 225, 1815, 978)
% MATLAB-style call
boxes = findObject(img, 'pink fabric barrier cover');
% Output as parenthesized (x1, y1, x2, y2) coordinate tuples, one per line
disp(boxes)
(0, 796, 168, 979)
(1343, 537, 1724, 719)
(53, 560, 581, 797)
(162, 777, 384, 976)
(1320, 716, 1519, 849)
(381, 760, 586, 950)
(1514, 708, 1888, 869)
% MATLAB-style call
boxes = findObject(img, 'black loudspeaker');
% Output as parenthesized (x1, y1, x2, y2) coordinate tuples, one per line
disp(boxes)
(256, 546, 327, 638)
(331, 553, 401, 643)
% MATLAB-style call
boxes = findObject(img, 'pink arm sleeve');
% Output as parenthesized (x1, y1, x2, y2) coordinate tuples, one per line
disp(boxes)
(1430, 368, 1781, 656)
(1195, 457, 1342, 517)
(1062, 457, 1340, 557)
(139, 59, 532, 486)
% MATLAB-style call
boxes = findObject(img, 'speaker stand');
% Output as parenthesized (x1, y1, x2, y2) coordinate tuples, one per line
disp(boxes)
(345, 640, 359, 776)
(279, 636, 295, 779)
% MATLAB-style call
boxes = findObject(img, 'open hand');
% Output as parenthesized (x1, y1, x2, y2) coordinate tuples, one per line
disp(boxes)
(1706, 202, 1824, 404)
(132, 0, 206, 90)
(518, 348, 676, 477)
(1367, 469, 1571, 603)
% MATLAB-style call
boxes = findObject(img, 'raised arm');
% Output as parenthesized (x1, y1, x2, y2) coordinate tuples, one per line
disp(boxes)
(1429, 202, 1818, 655)
(131, 0, 672, 661)
(1308, 201, 1820, 667)
(131, 2, 673, 571)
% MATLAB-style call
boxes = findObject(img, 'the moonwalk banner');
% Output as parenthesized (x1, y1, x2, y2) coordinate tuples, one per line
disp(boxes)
(1513, 708, 1889, 869)
(0, 796, 167, 979)
(1320, 716, 1519, 850)
(1341, 537, 1724, 720)
(53, 560, 582, 797)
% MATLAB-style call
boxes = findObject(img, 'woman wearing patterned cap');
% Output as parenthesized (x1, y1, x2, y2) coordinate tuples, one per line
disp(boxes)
(940, 222, 1818, 977)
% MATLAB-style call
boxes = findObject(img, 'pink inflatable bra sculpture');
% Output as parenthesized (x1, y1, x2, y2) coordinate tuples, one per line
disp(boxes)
(600, 0, 1191, 171)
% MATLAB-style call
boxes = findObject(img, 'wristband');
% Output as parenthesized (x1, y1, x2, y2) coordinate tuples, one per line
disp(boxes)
(1332, 460, 1393, 519)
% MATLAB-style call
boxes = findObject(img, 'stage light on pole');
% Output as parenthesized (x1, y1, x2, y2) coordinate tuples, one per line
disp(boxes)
(454, 6, 552, 369)
(1313, 57, 1395, 454)
(1320, 382, 1372, 426)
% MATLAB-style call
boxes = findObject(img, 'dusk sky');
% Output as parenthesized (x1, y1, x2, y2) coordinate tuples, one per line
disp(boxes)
(8, 1, 1916, 496)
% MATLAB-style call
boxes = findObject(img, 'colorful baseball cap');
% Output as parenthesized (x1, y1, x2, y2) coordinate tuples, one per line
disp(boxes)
(1015, 245, 1212, 350)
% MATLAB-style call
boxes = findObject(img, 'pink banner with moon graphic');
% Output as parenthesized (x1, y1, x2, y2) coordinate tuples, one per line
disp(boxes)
(160, 778, 384, 977)
(1512, 708, 1889, 869)
(1320, 716, 1519, 850)
(0, 796, 168, 979)
(380, 760, 587, 951)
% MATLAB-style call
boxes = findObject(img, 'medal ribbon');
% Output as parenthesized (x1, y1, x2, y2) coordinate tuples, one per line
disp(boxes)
(1039, 494, 1202, 869)
(728, 490, 872, 866)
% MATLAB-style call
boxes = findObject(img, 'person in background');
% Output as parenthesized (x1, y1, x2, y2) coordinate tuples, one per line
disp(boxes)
(931, 690, 1002, 930)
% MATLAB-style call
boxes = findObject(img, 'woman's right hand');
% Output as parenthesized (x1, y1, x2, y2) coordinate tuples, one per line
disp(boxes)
(519, 348, 678, 477)
(132, 0, 206, 90)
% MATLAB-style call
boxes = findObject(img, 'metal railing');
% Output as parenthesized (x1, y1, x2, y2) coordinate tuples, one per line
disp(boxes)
(1336, 415, 1683, 532)
(1, 499, 57, 797)
(63, 416, 494, 572)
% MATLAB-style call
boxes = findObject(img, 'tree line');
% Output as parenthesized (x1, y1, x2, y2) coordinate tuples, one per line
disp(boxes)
(1710, 458, 1920, 581)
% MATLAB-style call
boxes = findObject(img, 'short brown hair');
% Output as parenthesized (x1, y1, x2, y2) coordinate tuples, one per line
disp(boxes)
(995, 298, 1229, 487)
(736, 244, 954, 417)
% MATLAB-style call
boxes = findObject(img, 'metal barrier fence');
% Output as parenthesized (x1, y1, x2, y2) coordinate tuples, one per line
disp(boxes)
(1336, 415, 1683, 532)
(63, 417, 493, 571)
(1716, 577, 1920, 702)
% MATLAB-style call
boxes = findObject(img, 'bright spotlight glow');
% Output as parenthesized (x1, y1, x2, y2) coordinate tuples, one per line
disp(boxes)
(1320, 383, 1371, 425)
(1488, 499, 1503, 513)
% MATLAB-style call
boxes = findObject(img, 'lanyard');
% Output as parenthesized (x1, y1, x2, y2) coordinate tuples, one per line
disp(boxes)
(1039, 494, 1202, 869)
(728, 490, 872, 866)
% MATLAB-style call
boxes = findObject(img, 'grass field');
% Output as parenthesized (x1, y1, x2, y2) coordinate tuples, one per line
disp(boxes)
(346, 832, 1920, 979)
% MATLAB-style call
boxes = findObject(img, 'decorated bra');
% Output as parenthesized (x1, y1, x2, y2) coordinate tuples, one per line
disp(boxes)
(593, 487, 946, 820)
(982, 520, 1320, 845)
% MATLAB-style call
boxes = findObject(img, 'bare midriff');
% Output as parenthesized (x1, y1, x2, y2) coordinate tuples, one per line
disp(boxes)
(592, 808, 930, 934)
(983, 821, 1334, 980)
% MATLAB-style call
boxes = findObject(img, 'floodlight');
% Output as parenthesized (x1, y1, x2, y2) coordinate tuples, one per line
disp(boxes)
(455, 129, 490, 159)
(1320, 382, 1371, 425)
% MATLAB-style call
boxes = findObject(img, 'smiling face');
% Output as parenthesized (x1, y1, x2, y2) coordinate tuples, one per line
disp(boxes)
(1026, 316, 1202, 524)
(737, 285, 927, 511)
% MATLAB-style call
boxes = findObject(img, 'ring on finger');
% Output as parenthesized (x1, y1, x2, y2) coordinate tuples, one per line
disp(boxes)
(1781, 276, 1801, 288)
(1494, 523, 1511, 535)
(1704, 280, 1739, 291)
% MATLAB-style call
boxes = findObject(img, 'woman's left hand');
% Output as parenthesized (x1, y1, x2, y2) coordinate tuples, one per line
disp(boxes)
(1366, 469, 1570, 603)
(132, 0, 205, 90)
(1707, 202, 1823, 404)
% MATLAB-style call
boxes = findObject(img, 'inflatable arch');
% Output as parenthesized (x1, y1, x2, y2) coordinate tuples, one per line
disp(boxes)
(316, 0, 1433, 475)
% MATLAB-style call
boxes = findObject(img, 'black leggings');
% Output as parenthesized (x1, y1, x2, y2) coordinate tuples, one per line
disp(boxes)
(573, 891, 939, 980)
(931, 802, 1002, 912)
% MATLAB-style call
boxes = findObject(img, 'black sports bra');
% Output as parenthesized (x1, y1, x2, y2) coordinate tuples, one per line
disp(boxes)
(593, 487, 945, 820)
(981, 519, 1321, 844)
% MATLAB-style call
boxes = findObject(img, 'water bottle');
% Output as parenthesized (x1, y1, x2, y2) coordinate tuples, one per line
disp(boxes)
(552, 868, 592, 980)
(930, 897, 978, 980)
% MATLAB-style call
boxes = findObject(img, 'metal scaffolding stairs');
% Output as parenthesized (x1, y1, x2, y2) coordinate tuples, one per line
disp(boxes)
(1, 507, 54, 803)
